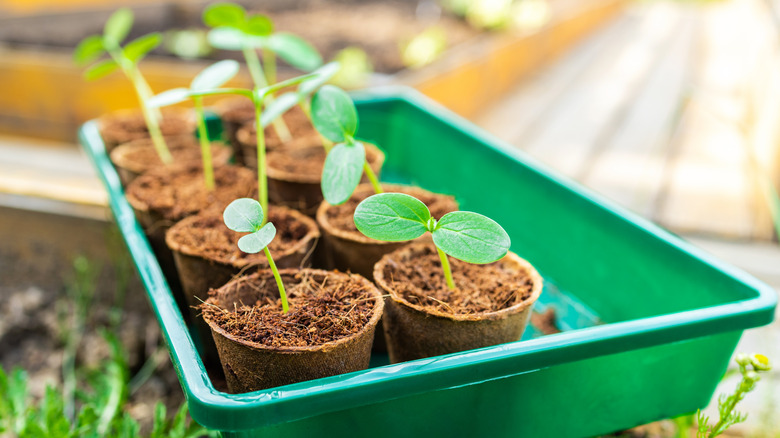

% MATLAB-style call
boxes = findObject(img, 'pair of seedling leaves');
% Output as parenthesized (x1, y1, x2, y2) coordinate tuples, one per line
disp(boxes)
(203, 2, 322, 73)
(74, 8, 159, 81)
(224, 193, 511, 294)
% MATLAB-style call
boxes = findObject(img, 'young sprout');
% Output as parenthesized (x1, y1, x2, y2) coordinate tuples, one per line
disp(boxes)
(74, 8, 173, 163)
(354, 193, 511, 290)
(310, 85, 383, 205)
(203, 2, 323, 142)
(148, 60, 241, 190)
(223, 198, 288, 313)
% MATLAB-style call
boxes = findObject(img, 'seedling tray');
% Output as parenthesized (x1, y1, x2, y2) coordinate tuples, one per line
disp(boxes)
(79, 87, 776, 437)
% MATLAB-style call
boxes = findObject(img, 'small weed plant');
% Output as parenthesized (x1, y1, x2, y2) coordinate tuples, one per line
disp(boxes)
(223, 198, 289, 313)
(353, 193, 510, 290)
(0, 257, 213, 438)
(696, 353, 772, 437)
(74, 8, 173, 163)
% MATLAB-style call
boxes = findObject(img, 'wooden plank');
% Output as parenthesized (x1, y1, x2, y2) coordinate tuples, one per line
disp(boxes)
(0, 137, 106, 208)
(656, 0, 777, 239)
(520, 2, 683, 178)
(580, 7, 697, 217)
(477, 4, 635, 143)
(400, 0, 627, 119)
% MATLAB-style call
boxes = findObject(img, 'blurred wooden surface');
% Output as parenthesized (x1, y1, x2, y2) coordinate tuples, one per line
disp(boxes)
(479, 0, 780, 241)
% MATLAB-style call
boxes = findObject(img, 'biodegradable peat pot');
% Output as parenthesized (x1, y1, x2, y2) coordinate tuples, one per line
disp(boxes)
(98, 107, 196, 153)
(267, 143, 385, 216)
(125, 163, 256, 306)
(166, 206, 319, 364)
(202, 268, 385, 393)
(233, 104, 321, 166)
(109, 135, 233, 187)
(316, 184, 458, 278)
(374, 243, 543, 363)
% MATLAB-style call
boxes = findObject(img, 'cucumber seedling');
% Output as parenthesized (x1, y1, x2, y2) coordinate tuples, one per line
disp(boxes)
(223, 198, 289, 313)
(310, 85, 383, 205)
(148, 60, 241, 190)
(74, 8, 173, 163)
(203, 2, 323, 142)
(353, 193, 511, 290)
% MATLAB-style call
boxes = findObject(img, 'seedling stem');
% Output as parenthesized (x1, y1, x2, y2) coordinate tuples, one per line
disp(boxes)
(264, 247, 289, 313)
(242, 45, 292, 142)
(255, 99, 269, 223)
(106, 43, 173, 164)
(436, 246, 456, 290)
(363, 162, 383, 195)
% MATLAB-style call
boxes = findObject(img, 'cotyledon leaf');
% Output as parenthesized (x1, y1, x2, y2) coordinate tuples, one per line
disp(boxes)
(432, 211, 510, 264)
(353, 193, 431, 242)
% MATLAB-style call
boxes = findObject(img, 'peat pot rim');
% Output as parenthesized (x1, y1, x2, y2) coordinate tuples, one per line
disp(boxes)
(109, 136, 228, 175)
(267, 142, 385, 185)
(202, 268, 385, 354)
(165, 204, 321, 269)
(374, 242, 543, 322)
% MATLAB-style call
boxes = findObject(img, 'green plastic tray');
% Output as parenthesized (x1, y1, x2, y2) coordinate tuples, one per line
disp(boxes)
(79, 87, 776, 437)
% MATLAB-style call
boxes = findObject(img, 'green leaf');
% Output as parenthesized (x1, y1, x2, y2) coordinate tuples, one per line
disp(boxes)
(84, 59, 120, 81)
(299, 61, 341, 96)
(169, 403, 188, 438)
(310, 85, 357, 142)
(223, 198, 264, 232)
(116, 412, 140, 438)
(260, 92, 299, 128)
(354, 193, 430, 242)
(104, 8, 133, 45)
(39, 386, 69, 436)
(123, 33, 162, 63)
(147, 88, 190, 108)
(243, 14, 273, 36)
(432, 211, 510, 264)
(150, 402, 167, 438)
(238, 223, 276, 253)
(268, 33, 323, 71)
(207, 27, 245, 51)
(191, 60, 240, 91)
(73, 35, 105, 66)
(203, 3, 245, 28)
(321, 142, 366, 205)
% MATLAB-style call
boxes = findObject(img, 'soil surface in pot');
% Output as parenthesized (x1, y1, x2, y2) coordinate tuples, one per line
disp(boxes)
(324, 184, 457, 236)
(267, 142, 384, 179)
(202, 271, 377, 347)
(110, 136, 232, 175)
(381, 244, 536, 315)
(99, 108, 194, 148)
(125, 164, 255, 222)
(166, 207, 317, 267)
